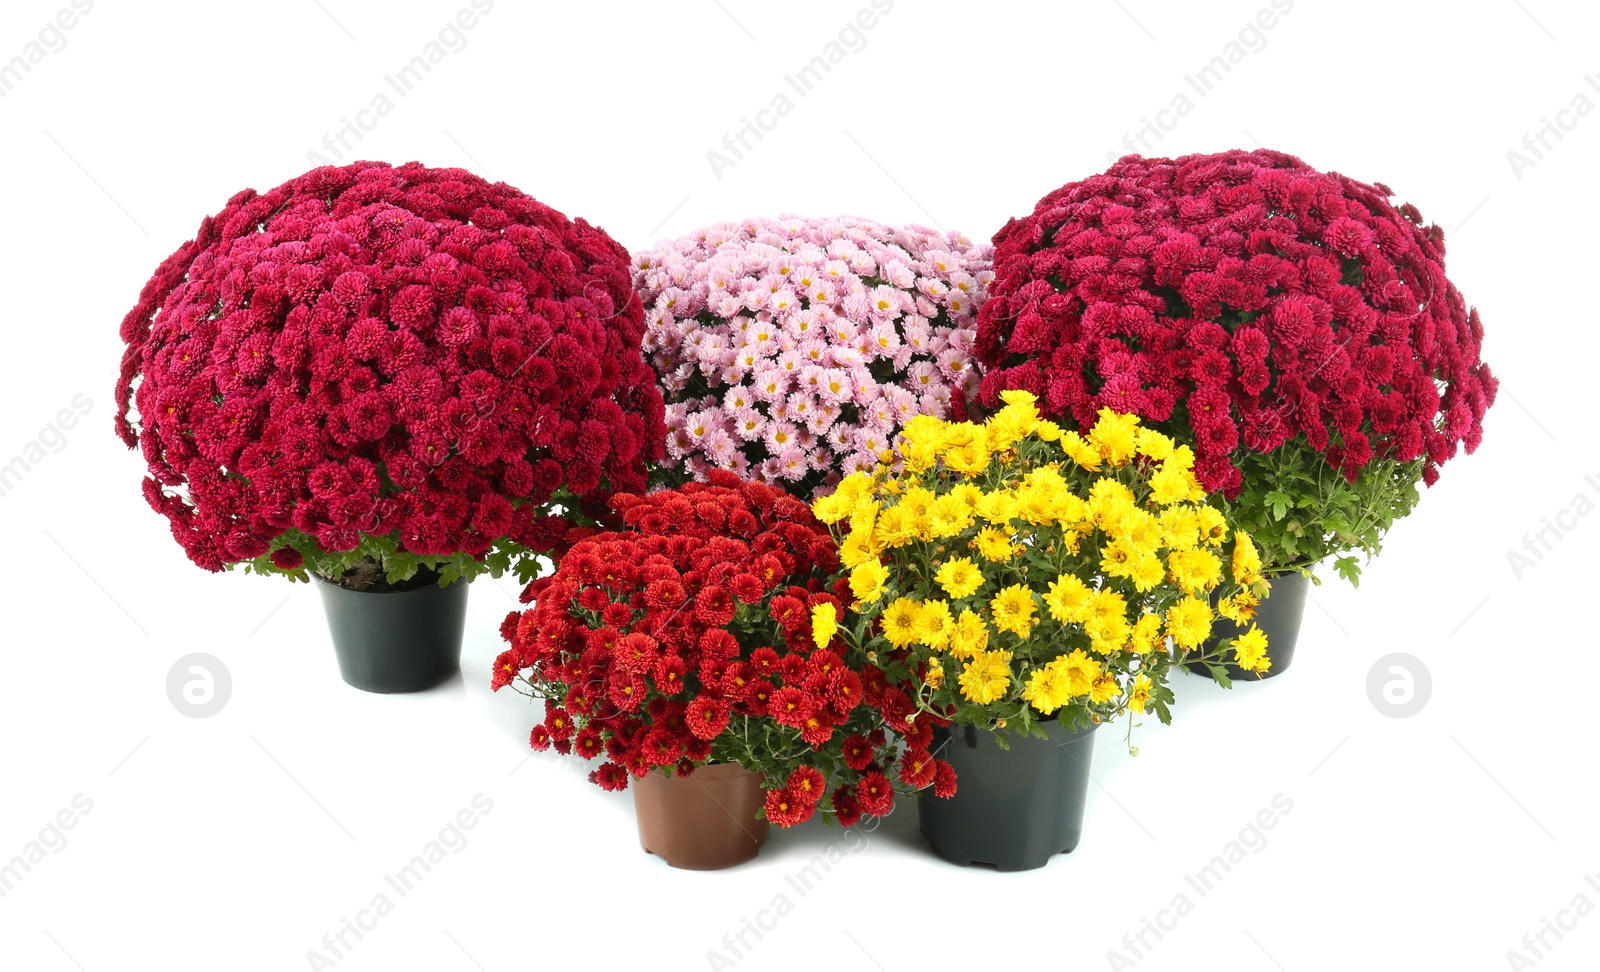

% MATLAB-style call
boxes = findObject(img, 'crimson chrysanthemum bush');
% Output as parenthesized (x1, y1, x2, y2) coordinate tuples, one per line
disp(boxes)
(493, 471, 951, 827)
(115, 162, 665, 585)
(974, 149, 1497, 582)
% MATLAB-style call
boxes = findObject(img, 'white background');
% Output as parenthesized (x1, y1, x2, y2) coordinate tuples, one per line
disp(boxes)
(0, 1, 1592, 969)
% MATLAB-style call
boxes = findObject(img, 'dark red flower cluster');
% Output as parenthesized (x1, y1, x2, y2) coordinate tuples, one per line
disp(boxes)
(974, 148, 1496, 491)
(115, 161, 665, 572)
(493, 470, 944, 827)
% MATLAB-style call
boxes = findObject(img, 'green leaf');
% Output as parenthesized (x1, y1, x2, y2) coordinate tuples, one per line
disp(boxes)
(1264, 490, 1293, 521)
(1334, 555, 1361, 587)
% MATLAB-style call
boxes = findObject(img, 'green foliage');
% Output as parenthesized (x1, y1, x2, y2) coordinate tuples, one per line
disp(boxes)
(236, 490, 598, 588)
(1223, 443, 1423, 586)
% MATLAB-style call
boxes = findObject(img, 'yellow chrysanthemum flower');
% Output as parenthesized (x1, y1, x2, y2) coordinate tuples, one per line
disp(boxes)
(849, 559, 890, 604)
(934, 555, 985, 599)
(1129, 673, 1153, 713)
(948, 608, 989, 658)
(974, 526, 1018, 563)
(1099, 537, 1142, 581)
(1017, 486, 1061, 526)
(1059, 648, 1101, 697)
(1135, 427, 1175, 461)
(1089, 477, 1137, 521)
(1088, 408, 1140, 466)
(1044, 574, 1093, 623)
(1023, 662, 1074, 714)
(925, 657, 944, 688)
(1165, 595, 1214, 649)
(1232, 624, 1271, 673)
(1055, 492, 1090, 530)
(1148, 462, 1199, 507)
(975, 489, 1019, 525)
(1059, 430, 1103, 472)
(986, 405, 1037, 451)
(1160, 506, 1201, 551)
(941, 422, 991, 473)
(949, 483, 984, 513)
(1090, 671, 1121, 705)
(916, 599, 954, 651)
(882, 597, 924, 649)
(899, 486, 937, 541)
(958, 649, 1013, 705)
(1232, 532, 1263, 587)
(1129, 612, 1164, 654)
(847, 498, 880, 537)
(838, 530, 874, 569)
(1196, 505, 1228, 548)
(1217, 590, 1260, 624)
(990, 585, 1039, 639)
(929, 492, 976, 538)
(834, 471, 875, 503)
(1167, 547, 1223, 595)
(897, 414, 947, 461)
(811, 603, 838, 648)
(1125, 507, 1162, 549)
(874, 505, 916, 549)
(812, 490, 851, 525)
(1129, 554, 1167, 593)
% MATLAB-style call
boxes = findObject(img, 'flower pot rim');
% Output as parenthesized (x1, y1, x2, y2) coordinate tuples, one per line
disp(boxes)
(311, 573, 466, 595)
(649, 761, 761, 783)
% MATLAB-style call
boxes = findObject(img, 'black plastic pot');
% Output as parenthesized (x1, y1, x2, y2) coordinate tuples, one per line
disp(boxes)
(919, 719, 1099, 871)
(313, 576, 470, 693)
(1187, 571, 1311, 682)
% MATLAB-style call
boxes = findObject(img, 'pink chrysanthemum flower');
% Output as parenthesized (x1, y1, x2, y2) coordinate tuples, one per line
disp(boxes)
(635, 215, 992, 497)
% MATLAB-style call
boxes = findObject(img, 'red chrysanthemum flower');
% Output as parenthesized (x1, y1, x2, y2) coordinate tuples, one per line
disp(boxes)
(840, 734, 875, 772)
(115, 161, 664, 579)
(897, 747, 938, 788)
(974, 148, 1496, 574)
(769, 687, 811, 729)
(686, 696, 732, 741)
(694, 585, 737, 626)
(590, 762, 630, 792)
(494, 475, 922, 826)
(764, 785, 813, 828)
(856, 771, 894, 816)
(787, 766, 827, 805)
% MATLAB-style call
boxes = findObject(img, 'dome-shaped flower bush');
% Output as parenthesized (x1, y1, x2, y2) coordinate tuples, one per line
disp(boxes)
(493, 471, 949, 827)
(634, 215, 992, 497)
(115, 162, 665, 584)
(974, 149, 1497, 582)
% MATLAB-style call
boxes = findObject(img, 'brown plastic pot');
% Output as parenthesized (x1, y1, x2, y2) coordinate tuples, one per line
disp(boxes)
(632, 763, 770, 870)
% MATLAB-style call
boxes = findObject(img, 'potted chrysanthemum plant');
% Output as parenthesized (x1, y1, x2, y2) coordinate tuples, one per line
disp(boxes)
(492, 471, 949, 870)
(633, 214, 992, 497)
(974, 148, 1496, 677)
(813, 390, 1267, 870)
(115, 161, 665, 692)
